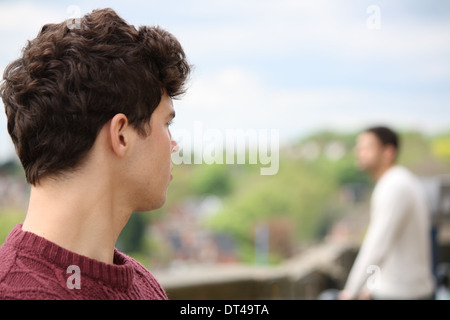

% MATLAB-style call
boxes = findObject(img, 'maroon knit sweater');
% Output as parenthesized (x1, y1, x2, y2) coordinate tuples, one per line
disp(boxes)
(0, 224, 168, 300)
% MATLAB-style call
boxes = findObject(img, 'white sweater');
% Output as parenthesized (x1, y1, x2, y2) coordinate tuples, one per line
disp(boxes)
(343, 166, 435, 299)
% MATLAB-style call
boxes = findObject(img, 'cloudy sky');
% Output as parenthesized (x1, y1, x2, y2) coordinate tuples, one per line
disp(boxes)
(1, 0, 450, 162)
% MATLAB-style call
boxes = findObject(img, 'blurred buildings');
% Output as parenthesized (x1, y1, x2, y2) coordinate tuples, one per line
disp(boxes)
(0, 172, 28, 210)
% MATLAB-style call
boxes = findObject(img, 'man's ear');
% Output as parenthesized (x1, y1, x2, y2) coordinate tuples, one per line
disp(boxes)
(109, 113, 131, 158)
(384, 144, 397, 164)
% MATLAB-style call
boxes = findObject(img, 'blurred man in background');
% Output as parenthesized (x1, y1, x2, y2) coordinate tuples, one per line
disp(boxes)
(339, 126, 435, 300)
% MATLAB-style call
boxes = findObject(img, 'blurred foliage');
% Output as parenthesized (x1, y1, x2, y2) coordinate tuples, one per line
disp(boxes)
(432, 134, 450, 164)
(0, 159, 25, 178)
(206, 159, 339, 263)
(191, 164, 233, 196)
(116, 211, 146, 253)
(0, 208, 25, 244)
(204, 132, 364, 263)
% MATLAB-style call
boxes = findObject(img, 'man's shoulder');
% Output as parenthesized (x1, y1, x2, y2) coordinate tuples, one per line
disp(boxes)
(0, 240, 17, 272)
(0, 243, 70, 299)
(0, 288, 67, 300)
(115, 249, 158, 282)
(114, 249, 168, 299)
(380, 166, 421, 190)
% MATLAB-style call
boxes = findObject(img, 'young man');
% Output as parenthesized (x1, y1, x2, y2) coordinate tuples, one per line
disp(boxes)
(0, 8, 190, 299)
(340, 126, 435, 300)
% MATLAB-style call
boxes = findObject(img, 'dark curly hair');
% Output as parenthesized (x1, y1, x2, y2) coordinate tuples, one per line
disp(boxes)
(0, 8, 191, 185)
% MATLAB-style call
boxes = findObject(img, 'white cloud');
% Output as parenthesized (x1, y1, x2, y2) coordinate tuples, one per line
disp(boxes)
(182, 68, 267, 112)
(174, 65, 450, 142)
(0, 2, 67, 61)
(178, 1, 450, 78)
(0, 2, 63, 30)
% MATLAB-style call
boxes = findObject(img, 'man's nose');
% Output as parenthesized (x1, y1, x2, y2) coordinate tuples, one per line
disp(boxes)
(171, 139, 180, 154)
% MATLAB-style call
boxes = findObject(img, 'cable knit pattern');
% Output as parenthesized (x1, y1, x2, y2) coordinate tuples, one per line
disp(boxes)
(0, 224, 168, 300)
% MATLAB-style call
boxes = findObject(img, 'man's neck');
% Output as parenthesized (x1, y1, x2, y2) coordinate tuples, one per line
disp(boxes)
(22, 175, 131, 265)
(373, 162, 395, 182)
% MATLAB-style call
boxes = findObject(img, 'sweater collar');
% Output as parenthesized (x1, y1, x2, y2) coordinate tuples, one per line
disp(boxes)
(6, 224, 134, 291)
